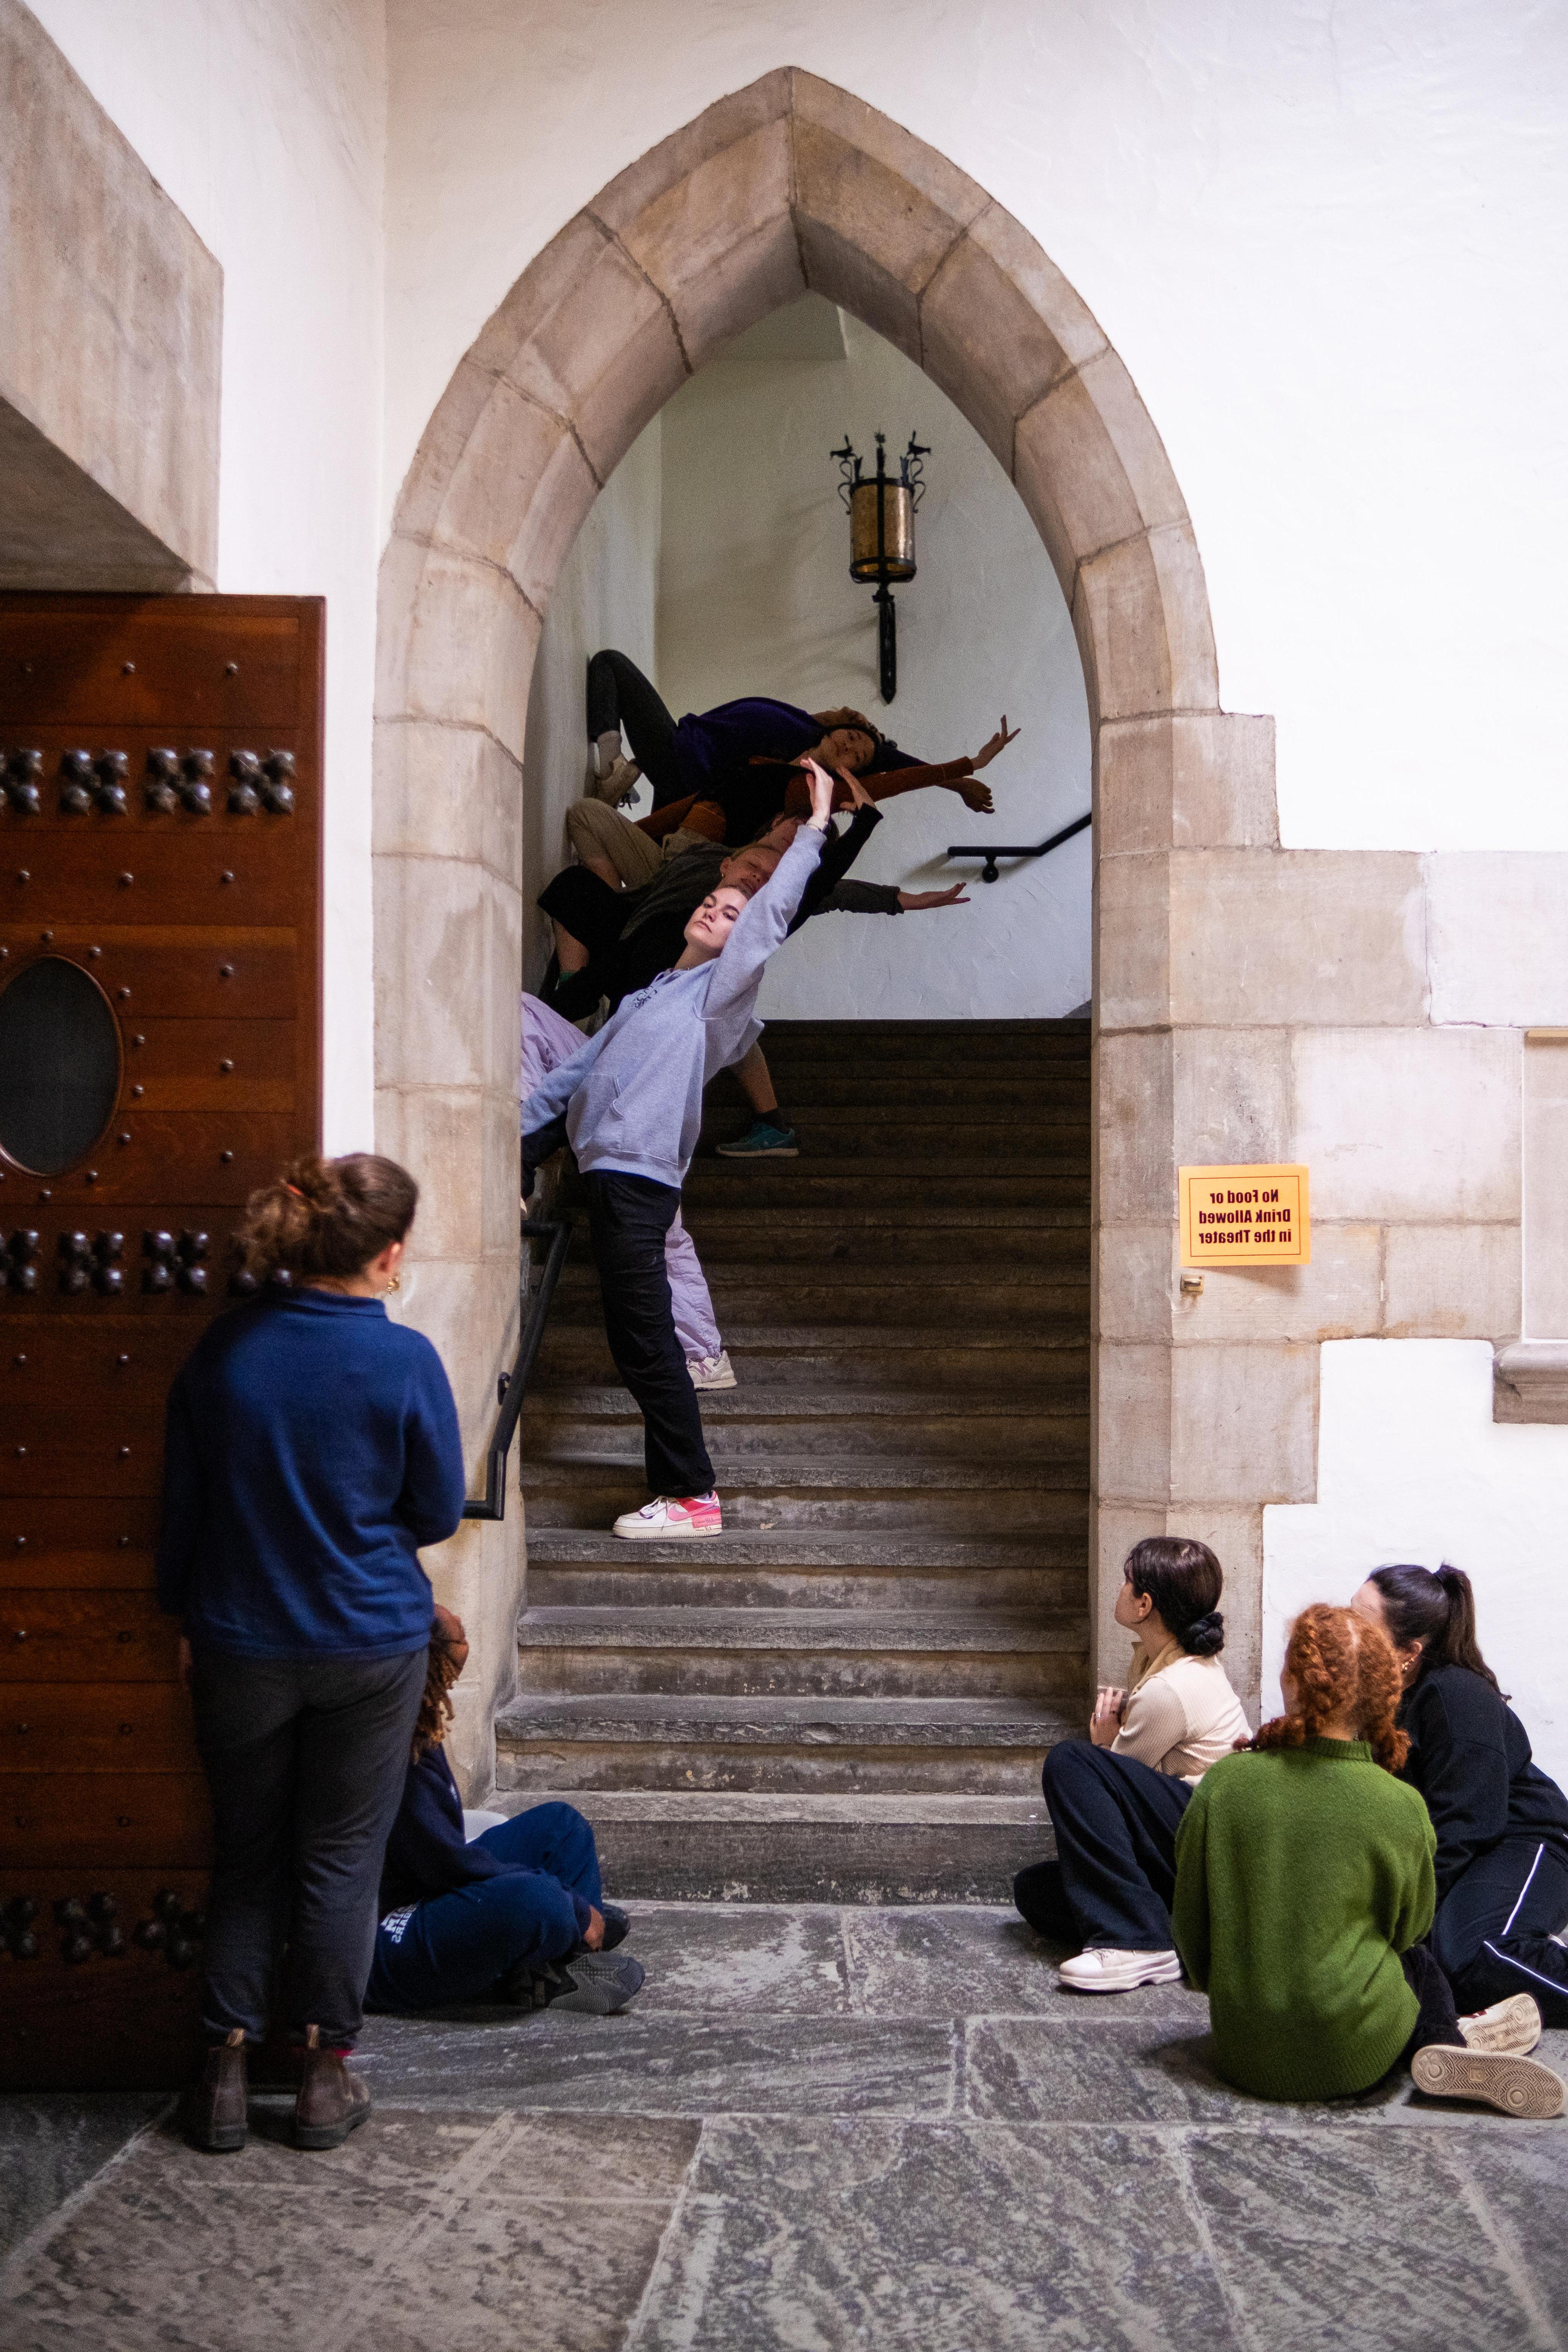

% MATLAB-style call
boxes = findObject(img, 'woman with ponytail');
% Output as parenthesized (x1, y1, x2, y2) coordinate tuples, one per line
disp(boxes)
(1014, 1538, 1250, 1993)
(157, 1154, 466, 2156)
(1352, 1564, 1568, 2024)
(1171, 1605, 1563, 2113)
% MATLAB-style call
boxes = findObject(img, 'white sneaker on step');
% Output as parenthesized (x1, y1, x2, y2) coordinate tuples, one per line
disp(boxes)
(612, 1493, 722, 1540)
(687, 1351, 736, 1391)
(1056, 1947, 1184, 1994)
(1458, 1994, 1542, 2055)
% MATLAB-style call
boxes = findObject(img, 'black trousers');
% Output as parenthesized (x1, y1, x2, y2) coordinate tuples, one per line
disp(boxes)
(1399, 1941, 1464, 2063)
(1428, 1836, 1568, 2024)
(189, 1647, 427, 2048)
(587, 1171, 714, 1497)
(586, 650, 689, 807)
(1015, 1740, 1192, 1951)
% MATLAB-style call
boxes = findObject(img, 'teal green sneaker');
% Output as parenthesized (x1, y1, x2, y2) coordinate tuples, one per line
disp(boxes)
(716, 1119, 799, 1159)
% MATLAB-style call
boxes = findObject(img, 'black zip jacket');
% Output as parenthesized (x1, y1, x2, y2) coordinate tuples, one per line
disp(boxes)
(1397, 1664, 1568, 1897)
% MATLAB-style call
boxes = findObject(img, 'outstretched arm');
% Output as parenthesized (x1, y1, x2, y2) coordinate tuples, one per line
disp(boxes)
(704, 762, 832, 1019)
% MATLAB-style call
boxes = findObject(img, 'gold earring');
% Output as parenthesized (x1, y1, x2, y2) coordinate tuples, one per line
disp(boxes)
(386, 1270, 402, 1294)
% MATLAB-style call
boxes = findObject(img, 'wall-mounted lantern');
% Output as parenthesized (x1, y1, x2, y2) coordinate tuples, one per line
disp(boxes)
(830, 430, 929, 703)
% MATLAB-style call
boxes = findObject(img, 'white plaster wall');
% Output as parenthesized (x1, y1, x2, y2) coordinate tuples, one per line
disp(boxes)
(655, 300, 1091, 1022)
(29, 0, 387, 1151)
(1263, 1342, 1568, 1789)
(383, 0, 1568, 858)
(521, 418, 662, 983)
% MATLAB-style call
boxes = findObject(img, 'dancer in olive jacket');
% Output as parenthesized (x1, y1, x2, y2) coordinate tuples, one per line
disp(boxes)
(1173, 1604, 1563, 2115)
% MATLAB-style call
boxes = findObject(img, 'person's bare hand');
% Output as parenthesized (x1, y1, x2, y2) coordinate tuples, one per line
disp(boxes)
(583, 1906, 606, 1951)
(971, 716, 1020, 772)
(955, 777, 995, 814)
(843, 772, 875, 811)
(802, 756, 836, 829)
(1089, 1685, 1126, 1747)
(178, 1635, 193, 1692)
(898, 884, 970, 910)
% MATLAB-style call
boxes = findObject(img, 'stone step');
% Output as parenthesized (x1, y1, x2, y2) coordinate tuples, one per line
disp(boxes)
(486, 1788, 1055, 1903)
(525, 1528, 1084, 1612)
(719, 1071, 1090, 1108)
(516, 1605, 1086, 1700)
(533, 1325, 1087, 1393)
(522, 1394, 1087, 1463)
(757, 1017, 1088, 1060)
(582, 1214, 1088, 1271)
(672, 1167, 1089, 1210)
(494, 1691, 1070, 1795)
(691, 1108, 1089, 1160)
(521, 1455, 1086, 1532)
(548, 1268, 1089, 1328)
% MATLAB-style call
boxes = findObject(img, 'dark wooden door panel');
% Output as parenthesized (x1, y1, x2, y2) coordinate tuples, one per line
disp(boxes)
(5, 1682, 199, 1771)
(0, 594, 321, 2089)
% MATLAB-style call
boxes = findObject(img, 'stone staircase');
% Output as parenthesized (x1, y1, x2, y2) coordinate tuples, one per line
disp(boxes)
(494, 1017, 1090, 1900)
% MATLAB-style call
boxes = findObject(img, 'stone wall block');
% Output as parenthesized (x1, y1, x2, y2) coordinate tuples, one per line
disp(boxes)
(504, 428, 600, 626)
(1178, 1224, 1382, 1344)
(1148, 524, 1221, 712)
(1073, 533, 1171, 723)
(1170, 850, 1427, 1029)
(376, 1085, 487, 1263)
(1172, 1025, 1292, 1169)
(794, 214, 922, 360)
(593, 69, 792, 234)
(1100, 713, 1279, 857)
(464, 211, 618, 397)
(790, 71, 991, 225)
(1291, 1027, 1522, 1222)
(919, 223, 1079, 471)
(615, 118, 803, 365)
(1425, 852, 1568, 1028)
(1095, 1030, 1175, 1225)
(1383, 1224, 1522, 1342)
(1096, 1342, 1173, 1508)
(1097, 850, 1171, 1032)
(1096, 1226, 1174, 1344)
(391, 1237, 516, 1458)
(1174, 1506, 1264, 1717)
(1015, 349, 1186, 567)
(434, 1511, 522, 1797)
(429, 377, 572, 576)
(1091, 1503, 1166, 1686)
(792, 117, 972, 356)
(391, 357, 501, 547)
(373, 852, 487, 1092)
(372, 722, 524, 888)
(481, 864, 525, 1135)
(398, 550, 539, 757)
(1170, 1343, 1318, 1505)
(497, 230, 687, 481)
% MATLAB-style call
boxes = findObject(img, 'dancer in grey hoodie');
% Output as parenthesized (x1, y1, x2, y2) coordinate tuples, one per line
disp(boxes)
(521, 760, 835, 1537)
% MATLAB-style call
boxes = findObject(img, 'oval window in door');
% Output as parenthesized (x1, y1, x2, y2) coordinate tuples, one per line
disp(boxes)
(0, 956, 122, 1175)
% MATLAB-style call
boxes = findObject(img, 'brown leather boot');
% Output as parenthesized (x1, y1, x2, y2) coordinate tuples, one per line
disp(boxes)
(184, 2028, 249, 2154)
(294, 2023, 373, 2150)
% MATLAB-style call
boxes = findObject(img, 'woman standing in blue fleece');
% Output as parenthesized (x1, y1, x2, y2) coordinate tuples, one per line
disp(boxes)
(157, 1153, 466, 2156)
(368, 1607, 644, 2016)
(521, 757, 836, 1539)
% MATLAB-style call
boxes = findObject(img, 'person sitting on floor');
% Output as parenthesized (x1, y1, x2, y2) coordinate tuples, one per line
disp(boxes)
(1351, 1563, 1568, 2024)
(1012, 1536, 1250, 1993)
(1172, 1602, 1563, 2114)
(524, 989, 734, 1391)
(365, 1606, 644, 2017)
(582, 645, 1013, 832)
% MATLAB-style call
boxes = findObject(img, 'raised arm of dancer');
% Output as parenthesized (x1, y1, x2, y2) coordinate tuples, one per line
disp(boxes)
(703, 762, 833, 1020)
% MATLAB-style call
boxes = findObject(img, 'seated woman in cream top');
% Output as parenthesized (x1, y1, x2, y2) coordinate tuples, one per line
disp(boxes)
(1013, 1536, 1251, 1995)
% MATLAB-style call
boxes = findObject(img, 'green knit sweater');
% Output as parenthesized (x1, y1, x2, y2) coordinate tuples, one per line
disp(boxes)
(1171, 1738, 1436, 2101)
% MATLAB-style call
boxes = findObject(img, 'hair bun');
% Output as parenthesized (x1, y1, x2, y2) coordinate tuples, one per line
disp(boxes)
(1183, 1609, 1225, 1657)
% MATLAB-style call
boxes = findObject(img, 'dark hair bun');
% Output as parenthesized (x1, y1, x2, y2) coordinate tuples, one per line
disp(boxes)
(1183, 1610, 1225, 1657)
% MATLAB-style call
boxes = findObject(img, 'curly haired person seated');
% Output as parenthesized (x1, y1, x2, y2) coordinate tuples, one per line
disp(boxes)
(365, 1608, 644, 2017)
(1172, 1603, 1563, 2115)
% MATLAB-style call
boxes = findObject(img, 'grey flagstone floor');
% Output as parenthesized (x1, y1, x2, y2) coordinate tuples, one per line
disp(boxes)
(2, 1904, 1566, 2350)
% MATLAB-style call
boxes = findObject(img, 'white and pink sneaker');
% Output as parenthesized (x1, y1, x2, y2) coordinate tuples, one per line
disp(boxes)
(612, 1492, 722, 1541)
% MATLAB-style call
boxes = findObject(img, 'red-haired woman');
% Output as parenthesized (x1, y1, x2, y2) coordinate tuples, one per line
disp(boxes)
(1172, 1604, 1564, 2114)
(1352, 1564, 1568, 2023)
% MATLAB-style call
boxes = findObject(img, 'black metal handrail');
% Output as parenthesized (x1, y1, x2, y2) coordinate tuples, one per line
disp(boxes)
(946, 808, 1091, 884)
(461, 1215, 572, 1521)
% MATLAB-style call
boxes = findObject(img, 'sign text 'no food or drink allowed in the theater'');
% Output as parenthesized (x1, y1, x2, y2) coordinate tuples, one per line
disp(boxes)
(1178, 1164, 1311, 1267)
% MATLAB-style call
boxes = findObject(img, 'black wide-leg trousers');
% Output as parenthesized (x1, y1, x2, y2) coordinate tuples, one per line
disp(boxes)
(587, 1170, 714, 1498)
(1429, 1837, 1568, 2025)
(1015, 1739, 1192, 1951)
(585, 651, 690, 807)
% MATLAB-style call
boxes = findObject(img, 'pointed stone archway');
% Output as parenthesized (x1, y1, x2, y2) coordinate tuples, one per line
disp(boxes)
(375, 68, 1286, 1775)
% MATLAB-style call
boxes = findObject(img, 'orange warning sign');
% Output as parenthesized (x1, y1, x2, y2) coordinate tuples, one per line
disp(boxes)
(1179, 1164, 1310, 1267)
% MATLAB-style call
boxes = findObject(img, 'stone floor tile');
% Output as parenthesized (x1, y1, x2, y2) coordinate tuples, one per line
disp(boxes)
(1183, 2127, 1547, 2352)
(632, 2116, 1247, 2352)
(965, 2018, 1402, 2125)
(618, 1903, 854, 2016)
(842, 1903, 1213, 2020)
(356, 2012, 954, 2116)
(1445, 2126, 1568, 2332)
(0, 2094, 166, 2260)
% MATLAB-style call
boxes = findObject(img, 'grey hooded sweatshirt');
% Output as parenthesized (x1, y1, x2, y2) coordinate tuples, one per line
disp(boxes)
(521, 822, 825, 1190)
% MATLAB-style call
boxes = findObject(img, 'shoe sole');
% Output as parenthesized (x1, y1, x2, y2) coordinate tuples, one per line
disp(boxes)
(1459, 1996, 1543, 2056)
(1411, 2046, 1564, 2117)
(613, 1522, 722, 1540)
(1057, 1960, 1185, 1995)
(550, 1957, 647, 2016)
(184, 2123, 247, 2154)
(294, 2101, 373, 2151)
(715, 1146, 800, 1158)
(689, 1373, 738, 1390)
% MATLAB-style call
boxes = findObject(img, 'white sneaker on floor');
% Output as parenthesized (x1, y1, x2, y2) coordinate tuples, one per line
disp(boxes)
(1411, 2043, 1564, 2117)
(687, 1351, 736, 1391)
(1458, 1994, 1542, 2055)
(612, 1492, 722, 1540)
(1057, 1947, 1184, 1994)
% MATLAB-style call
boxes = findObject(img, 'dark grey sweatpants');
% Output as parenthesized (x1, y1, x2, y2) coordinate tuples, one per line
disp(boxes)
(189, 1647, 426, 2047)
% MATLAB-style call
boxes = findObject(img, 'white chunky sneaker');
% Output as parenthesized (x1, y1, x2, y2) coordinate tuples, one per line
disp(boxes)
(1056, 1947, 1184, 1994)
(1458, 1994, 1542, 2055)
(687, 1351, 736, 1391)
(1411, 2043, 1564, 2117)
(612, 1492, 722, 1540)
